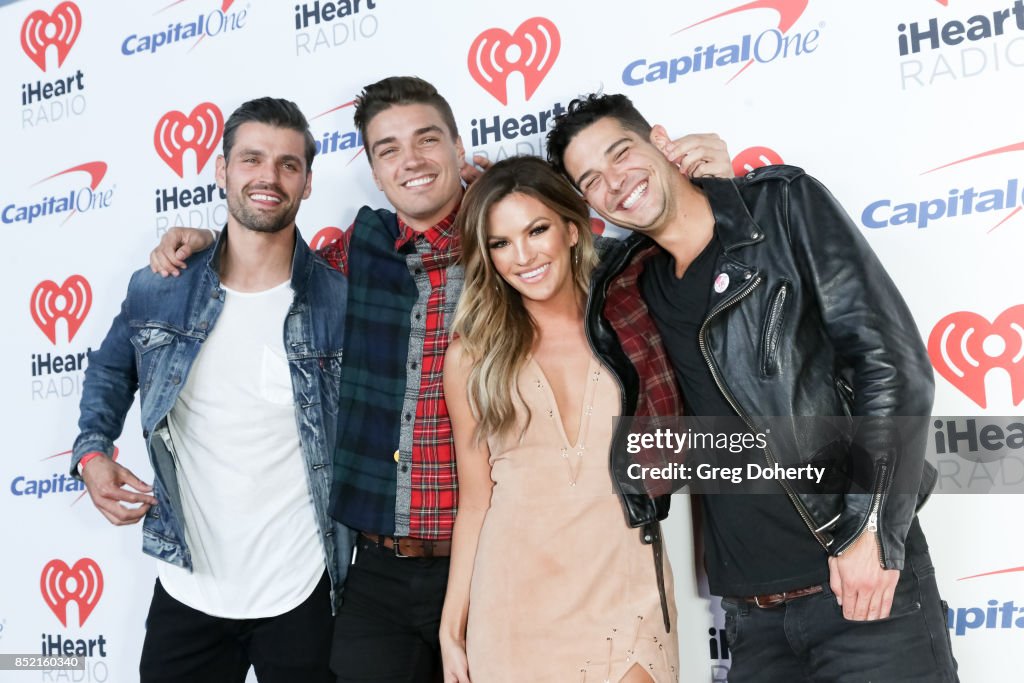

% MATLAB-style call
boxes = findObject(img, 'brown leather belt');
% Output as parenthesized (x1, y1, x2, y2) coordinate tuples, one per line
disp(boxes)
(360, 532, 452, 558)
(737, 584, 824, 609)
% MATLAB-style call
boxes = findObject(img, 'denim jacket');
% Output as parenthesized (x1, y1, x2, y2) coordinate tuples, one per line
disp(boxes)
(72, 229, 353, 609)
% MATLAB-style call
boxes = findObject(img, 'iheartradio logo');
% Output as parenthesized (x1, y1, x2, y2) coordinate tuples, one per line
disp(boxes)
(929, 305, 1024, 408)
(732, 146, 785, 176)
(468, 17, 560, 105)
(20, 2, 81, 72)
(310, 226, 344, 251)
(40, 558, 103, 627)
(154, 103, 224, 178)
(30, 275, 92, 345)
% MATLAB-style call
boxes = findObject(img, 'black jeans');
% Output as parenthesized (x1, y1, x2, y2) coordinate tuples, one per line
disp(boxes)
(721, 524, 958, 682)
(331, 535, 450, 683)
(139, 572, 334, 683)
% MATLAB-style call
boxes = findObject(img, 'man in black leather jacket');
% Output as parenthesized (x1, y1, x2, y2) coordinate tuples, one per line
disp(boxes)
(548, 94, 957, 682)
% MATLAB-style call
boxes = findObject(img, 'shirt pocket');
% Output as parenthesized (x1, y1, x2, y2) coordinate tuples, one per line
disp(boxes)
(260, 345, 294, 405)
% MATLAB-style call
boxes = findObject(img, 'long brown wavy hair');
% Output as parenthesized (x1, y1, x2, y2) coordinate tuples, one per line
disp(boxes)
(452, 156, 599, 443)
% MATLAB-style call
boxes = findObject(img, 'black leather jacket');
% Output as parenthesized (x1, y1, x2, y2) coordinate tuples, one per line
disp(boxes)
(587, 165, 936, 572)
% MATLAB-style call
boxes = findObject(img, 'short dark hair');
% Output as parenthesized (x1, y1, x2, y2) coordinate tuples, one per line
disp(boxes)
(222, 97, 317, 170)
(353, 76, 459, 162)
(546, 93, 652, 181)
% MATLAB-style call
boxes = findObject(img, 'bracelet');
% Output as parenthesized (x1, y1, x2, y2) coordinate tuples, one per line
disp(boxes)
(79, 452, 104, 470)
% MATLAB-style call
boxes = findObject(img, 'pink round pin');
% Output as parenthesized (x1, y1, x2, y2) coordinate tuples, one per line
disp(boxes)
(714, 272, 730, 293)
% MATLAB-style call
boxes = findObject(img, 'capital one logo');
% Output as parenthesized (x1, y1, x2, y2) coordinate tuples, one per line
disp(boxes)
(154, 103, 224, 178)
(468, 17, 560, 105)
(861, 141, 1024, 231)
(30, 275, 91, 345)
(309, 100, 365, 165)
(158, 0, 237, 13)
(40, 558, 103, 627)
(960, 566, 1024, 580)
(922, 141, 1024, 233)
(20, 2, 81, 72)
(674, 0, 810, 81)
(732, 146, 785, 176)
(929, 305, 1024, 408)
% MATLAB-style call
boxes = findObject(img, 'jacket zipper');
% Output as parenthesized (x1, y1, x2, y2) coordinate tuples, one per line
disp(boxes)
(762, 283, 788, 374)
(698, 274, 831, 550)
(838, 461, 888, 565)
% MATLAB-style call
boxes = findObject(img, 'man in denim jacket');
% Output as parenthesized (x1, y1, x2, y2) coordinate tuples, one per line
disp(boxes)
(72, 98, 347, 683)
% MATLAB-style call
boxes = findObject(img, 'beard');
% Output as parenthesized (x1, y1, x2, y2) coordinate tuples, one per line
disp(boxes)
(226, 183, 296, 234)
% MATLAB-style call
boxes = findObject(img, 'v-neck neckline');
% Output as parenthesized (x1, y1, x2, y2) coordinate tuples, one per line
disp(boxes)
(529, 354, 597, 450)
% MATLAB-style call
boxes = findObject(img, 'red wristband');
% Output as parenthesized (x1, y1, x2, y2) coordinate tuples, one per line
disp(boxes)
(79, 452, 104, 470)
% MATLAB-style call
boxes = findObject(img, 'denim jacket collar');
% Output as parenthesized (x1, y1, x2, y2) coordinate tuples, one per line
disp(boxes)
(204, 224, 315, 299)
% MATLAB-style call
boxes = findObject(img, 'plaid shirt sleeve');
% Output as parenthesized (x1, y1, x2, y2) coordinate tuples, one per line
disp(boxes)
(317, 225, 354, 275)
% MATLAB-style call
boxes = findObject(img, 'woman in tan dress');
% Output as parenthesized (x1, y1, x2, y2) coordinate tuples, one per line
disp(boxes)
(440, 156, 678, 683)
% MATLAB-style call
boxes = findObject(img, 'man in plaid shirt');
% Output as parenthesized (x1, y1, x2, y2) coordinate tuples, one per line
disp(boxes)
(318, 78, 469, 680)
(150, 77, 732, 682)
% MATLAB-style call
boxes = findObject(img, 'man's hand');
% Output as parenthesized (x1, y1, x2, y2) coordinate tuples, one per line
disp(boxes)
(150, 227, 215, 277)
(651, 126, 733, 178)
(80, 454, 158, 526)
(459, 154, 493, 186)
(828, 530, 900, 621)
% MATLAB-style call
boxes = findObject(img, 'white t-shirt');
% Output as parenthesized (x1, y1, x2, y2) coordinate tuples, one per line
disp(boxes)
(159, 281, 325, 619)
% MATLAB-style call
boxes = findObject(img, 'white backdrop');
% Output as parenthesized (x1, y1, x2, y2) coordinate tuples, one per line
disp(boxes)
(2, 0, 1022, 681)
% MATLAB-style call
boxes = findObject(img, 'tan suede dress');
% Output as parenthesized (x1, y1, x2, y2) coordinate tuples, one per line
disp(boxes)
(466, 356, 679, 682)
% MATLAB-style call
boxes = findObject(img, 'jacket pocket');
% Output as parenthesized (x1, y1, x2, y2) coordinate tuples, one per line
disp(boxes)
(130, 327, 177, 393)
(759, 281, 790, 376)
(319, 353, 343, 416)
(834, 374, 855, 416)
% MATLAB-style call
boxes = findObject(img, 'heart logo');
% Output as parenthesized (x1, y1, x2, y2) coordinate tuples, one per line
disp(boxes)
(30, 275, 92, 345)
(310, 226, 344, 251)
(40, 558, 103, 627)
(928, 305, 1024, 408)
(732, 146, 785, 177)
(468, 17, 560, 105)
(20, 2, 81, 72)
(154, 102, 224, 178)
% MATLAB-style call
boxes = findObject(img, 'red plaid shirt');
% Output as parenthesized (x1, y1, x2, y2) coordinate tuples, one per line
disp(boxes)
(604, 242, 684, 419)
(602, 241, 684, 496)
(319, 211, 460, 540)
